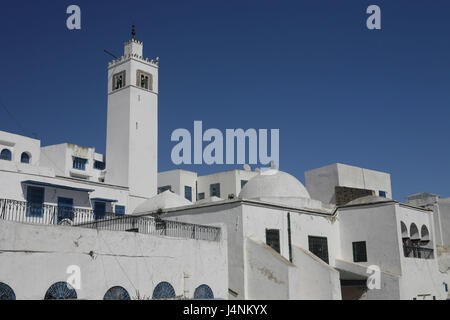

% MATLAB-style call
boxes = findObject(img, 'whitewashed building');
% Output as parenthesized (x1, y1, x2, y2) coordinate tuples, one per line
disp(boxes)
(155, 168, 449, 300)
(0, 31, 227, 300)
(0, 29, 449, 300)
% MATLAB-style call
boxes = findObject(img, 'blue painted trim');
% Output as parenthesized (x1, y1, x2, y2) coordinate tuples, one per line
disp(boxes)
(91, 198, 118, 203)
(22, 180, 95, 193)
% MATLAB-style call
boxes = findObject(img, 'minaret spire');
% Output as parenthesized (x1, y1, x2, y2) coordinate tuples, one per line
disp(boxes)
(131, 25, 136, 40)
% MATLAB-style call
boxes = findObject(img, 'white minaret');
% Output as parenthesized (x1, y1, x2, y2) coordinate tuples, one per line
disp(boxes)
(105, 26, 158, 210)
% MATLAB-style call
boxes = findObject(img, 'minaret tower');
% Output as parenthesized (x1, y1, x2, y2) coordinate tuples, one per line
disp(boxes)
(105, 26, 158, 210)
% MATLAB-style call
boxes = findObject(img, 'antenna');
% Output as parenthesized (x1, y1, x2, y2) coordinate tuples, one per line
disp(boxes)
(104, 49, 118, 59)
(131, 24, 136, 39)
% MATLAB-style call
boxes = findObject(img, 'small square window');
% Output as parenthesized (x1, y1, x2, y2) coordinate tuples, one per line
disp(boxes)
(210, 183, 220, 198)
(115, 205, 126, 216)
(379, 190, 387, 198)
(241, 180, 248, 189)
(198, 193, 205, 200)
(94, 160, 105, 170)
(352, 241, 368, 262)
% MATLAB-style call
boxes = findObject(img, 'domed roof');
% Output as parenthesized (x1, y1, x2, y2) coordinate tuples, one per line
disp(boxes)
(133, 190, 192, 214)
(345, 195, 393, 206)
(239, 170, 310, 200)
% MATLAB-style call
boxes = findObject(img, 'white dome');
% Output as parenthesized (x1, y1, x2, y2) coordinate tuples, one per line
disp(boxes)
(239, 170, 310, 200)
(133, 190, 192, 214)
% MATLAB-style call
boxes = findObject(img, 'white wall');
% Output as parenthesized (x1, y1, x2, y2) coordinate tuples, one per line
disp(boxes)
(197, 170, 258, 201)
(158, 170, 197, 202)
(245, 238, 291, 300)
(305, 163, 392, 204)
(0, 219, 228, 300)
(395, 204, 447, 300)
(338, 203, 402, 275)
(163, 202, 246, 300)
(0, 130, 41, 166)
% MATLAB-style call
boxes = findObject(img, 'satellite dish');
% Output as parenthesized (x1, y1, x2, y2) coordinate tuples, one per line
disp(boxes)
(243, 164, 251, 171)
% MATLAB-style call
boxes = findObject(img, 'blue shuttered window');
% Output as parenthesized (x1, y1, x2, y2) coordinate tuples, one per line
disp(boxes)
(26, 186, 45, 217)
(94, 202, 106, 220)
(21, 152, 30, 163)
(57, 197, 74, 223)
(184, 186, 192, 202)
(73, 157, 87, 171)
(0, 149, 12, 161)
(210, 183, 220, 198)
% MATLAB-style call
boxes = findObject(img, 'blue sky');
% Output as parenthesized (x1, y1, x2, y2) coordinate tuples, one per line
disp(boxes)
(0, 1, 449, 201)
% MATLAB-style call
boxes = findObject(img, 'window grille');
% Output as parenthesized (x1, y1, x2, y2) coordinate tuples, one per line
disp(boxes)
(308, 236, 329, 264)
(352, 241, 368, 262)
(266, 229, 281, 254)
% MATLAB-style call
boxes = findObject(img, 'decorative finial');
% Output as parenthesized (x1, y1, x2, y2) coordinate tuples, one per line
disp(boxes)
(131, 25, 136, 40)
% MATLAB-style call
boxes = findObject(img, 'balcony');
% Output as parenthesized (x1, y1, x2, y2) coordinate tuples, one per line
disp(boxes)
(403, 245, 434, 260)
(0, 199, 221, 242)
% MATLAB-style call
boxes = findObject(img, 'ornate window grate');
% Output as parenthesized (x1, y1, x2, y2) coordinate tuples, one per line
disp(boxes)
(0, 282, 16, 300)
(194, 284, 214, 300)
(44, 282, 77, 300)
(152, 282, 176, 300)
(103, 286, 131, 300)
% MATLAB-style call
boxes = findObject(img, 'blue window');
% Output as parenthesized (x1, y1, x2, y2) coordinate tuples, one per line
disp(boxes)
(26, 186, 45, 217)
(445, 283, 448, 293)
(103, 286, 130, 300)
(94, 160, 105, 170)
(0, 282, 16, 300)
(115, 205, 125, 216)
(44, 282, 77, 300)
(379, 190, 387, 198)
(210, 183, 220, 198)
(152, 282, 176, 300)
(21, 152, 30, 164)
(194, 284, 214, 300)
(94, 201, 106, 220)
(184, 186, 192, 202)
(0, 149, 11, 161)
(57, 197, 74, 224)
(73, 157, 87, 171)
(241, 180, 248, 189)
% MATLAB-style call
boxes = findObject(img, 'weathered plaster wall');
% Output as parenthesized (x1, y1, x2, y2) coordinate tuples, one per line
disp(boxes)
(0, 220, 228, 300)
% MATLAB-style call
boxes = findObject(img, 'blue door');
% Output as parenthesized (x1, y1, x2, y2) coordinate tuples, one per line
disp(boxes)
(57, 198, 74, 223)
(94, 202, 106, 220)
